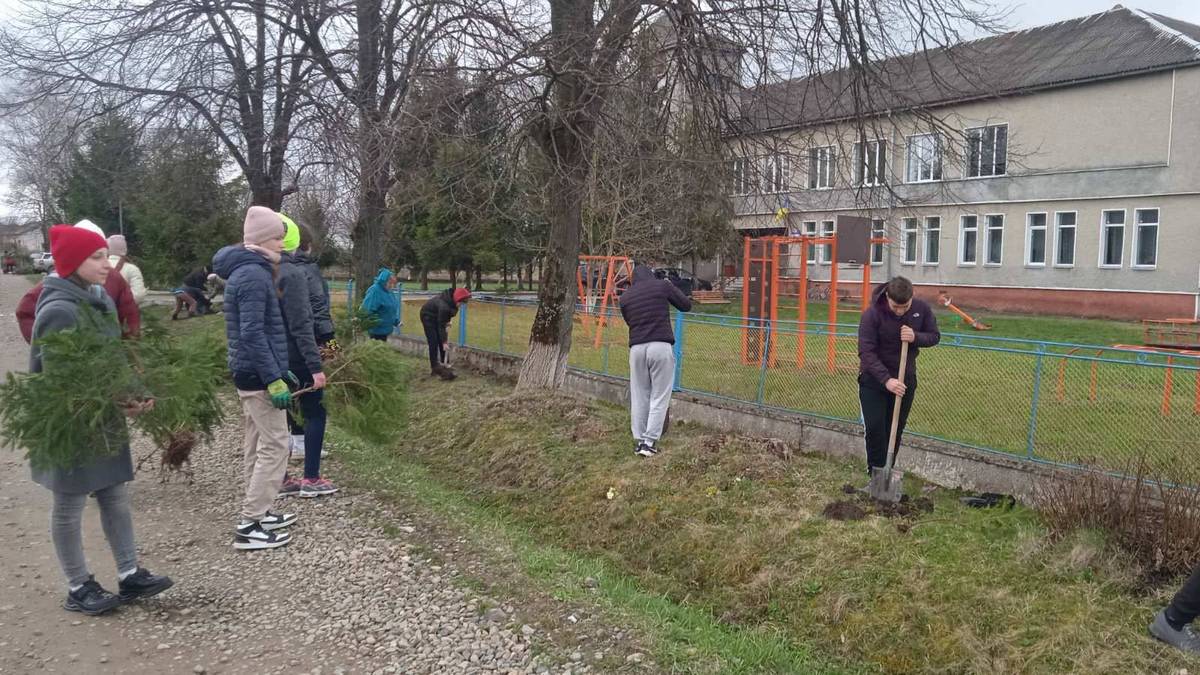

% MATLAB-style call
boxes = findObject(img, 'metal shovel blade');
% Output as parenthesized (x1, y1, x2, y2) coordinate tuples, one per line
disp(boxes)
(867, 466, 903, 503)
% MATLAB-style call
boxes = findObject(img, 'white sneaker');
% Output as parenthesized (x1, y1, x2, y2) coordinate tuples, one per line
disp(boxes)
(289, 434, 306, 458)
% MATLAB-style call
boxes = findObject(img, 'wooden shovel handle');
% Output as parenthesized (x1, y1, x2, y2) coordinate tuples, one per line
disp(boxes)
(885, 340, 910, 463)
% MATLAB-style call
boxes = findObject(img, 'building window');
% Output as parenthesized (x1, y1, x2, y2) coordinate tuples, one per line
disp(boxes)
(820, 220, 835, 264)
(808, 146, 834, 189)
(901, 218, 918, 265)
(1134, 208, 1159, 268)
(802, 220, 817, 263)
(762, 154, 791, 194)
(966, 124, 1008, 178)
(1054, 212, 1076, 267)
(923, 217, 941, 265)
(871, 219, 885, 265)
(959, 215, 978, 265)
(1025, 213, 1047, 266)
(1100, 210, 1125, 268)
(731, 157, 751, 195)
(985, 214, 1004, 265)
(855, 140, 886, 186)
(906, 133, 943, 182)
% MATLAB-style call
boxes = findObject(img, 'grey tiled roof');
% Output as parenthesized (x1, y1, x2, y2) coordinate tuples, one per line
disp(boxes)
(736, 5, 1200, 132)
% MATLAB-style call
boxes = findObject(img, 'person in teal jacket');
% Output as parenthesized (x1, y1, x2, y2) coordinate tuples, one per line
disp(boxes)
(360, 268, 400, 341)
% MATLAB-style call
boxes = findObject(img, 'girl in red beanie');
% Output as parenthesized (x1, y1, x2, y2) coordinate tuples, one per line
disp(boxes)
(28, 225, 173, 616)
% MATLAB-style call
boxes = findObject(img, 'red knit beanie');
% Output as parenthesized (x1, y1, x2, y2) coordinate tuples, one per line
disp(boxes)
(453, 288, 471, 304)
(50, 225, 107, 278)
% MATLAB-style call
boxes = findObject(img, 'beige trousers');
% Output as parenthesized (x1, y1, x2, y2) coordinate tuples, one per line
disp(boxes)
(237, 389, 289, 522)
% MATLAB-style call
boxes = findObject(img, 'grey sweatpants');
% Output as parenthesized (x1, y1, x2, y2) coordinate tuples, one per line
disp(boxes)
(51, 483, 138, 588)
(629, 341, 675, 443)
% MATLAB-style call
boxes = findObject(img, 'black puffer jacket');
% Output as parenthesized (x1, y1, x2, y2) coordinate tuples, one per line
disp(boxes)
(618, 265, 691, 347)
(419, 289, 460, 344)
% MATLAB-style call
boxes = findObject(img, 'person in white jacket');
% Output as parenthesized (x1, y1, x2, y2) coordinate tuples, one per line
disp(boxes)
(106, 235, 147, 305)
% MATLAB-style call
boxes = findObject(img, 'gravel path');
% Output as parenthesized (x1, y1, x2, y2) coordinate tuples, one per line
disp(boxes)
(0, 273, 581, 675)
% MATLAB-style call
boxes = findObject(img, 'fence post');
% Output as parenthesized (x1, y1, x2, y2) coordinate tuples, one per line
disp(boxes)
(499, 301, 506, 353)
(673, 310, 685, 392)
(392, 283, 403, 335)
(1027, 346, 1045, 458)
(755, 319, 773, 405)
(458, 302, 468, 347)
(346, 278, 354, 310)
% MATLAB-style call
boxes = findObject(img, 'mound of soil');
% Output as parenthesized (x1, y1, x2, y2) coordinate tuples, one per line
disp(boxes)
(826, 487, 935, 522)
(822, 501, 867, 521)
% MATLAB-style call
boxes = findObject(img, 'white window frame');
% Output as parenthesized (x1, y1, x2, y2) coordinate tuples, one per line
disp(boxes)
(761, 153, 791, 194)
(958, 214, 978, 267)
(1053, 211, 1077, 269)
(922, 216, 941, 266)
(906, 133, 943, 183)
(730, 157, 750, 195)
(855, 139, 887, 187)
(1099, 209, 1126, 269)
(1025, 212, 1048, 267)
(819, 220, 836, 265)
(1133, 207, 1160, 270)
(870, 219, 885, 266)
(984, 213, 1004, 267)
(808, 146, 835, 189)
(802, 220, 818, 264)
(901, 218, 919, 266)
(965, 123, 1008, 179)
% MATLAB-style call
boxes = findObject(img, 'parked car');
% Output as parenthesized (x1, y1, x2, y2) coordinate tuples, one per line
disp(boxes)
(31, 252, 53, 272)
(653, 267, 713, 296)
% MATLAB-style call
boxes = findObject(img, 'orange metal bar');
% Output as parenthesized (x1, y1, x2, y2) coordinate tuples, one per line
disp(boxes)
(1163, 356, 1174, 416)
(594, 258, 619, 348)
(576, 262, 591, 338)
(768, 237, 780, 368)
(797, 246, 808, 369)
(741, 236, 751, 365)
(862, 259, 871, 312)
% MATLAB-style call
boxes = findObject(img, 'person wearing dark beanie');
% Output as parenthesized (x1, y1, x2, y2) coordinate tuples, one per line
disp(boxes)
(27, 225, 173, 616)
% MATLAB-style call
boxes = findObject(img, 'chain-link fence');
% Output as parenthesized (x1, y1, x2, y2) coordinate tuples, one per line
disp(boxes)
(367, 288, 1200, 484)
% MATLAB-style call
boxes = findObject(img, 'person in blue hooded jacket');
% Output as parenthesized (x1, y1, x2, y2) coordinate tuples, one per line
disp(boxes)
(359, 268, 400, 341)
(212, 206, 298, 551)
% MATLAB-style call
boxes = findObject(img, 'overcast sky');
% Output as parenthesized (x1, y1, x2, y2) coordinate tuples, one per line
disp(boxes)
(1007, 1, 1200, 28)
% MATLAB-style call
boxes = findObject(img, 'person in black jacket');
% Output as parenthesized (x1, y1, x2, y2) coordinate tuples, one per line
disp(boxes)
(420, 287, 470, 380)
(180, 265, 214, 316)
(618, 264, 691, 457)
(856, 276, 940, 476)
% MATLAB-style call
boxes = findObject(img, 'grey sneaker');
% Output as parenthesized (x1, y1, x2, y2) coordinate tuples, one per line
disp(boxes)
(1150, 609, 1200, 654)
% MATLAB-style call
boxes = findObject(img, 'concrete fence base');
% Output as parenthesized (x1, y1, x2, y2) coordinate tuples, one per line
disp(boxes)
(388, 334, 1062, 502)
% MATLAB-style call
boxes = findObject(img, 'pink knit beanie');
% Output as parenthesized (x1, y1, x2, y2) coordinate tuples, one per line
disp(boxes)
(243, 206, 285, 245)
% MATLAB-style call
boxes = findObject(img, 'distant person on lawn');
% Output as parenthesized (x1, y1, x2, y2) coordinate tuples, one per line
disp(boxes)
(618, 264, 691, 458)
(856, 276, 940, 479)
(212, 206, 297, 551)
(419, 287, 470, 380)
(31, 225, 172, 616)
(106, 234, 147, 305)
(360, 267, 401, 342)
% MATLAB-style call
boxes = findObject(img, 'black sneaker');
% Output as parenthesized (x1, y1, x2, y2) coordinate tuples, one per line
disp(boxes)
(636, 443, 658, 458)
(233, 521, 291, 550)
(63, 577, 122, 616)
(117, 568, 174, 602)
(260, 510, 297, 531)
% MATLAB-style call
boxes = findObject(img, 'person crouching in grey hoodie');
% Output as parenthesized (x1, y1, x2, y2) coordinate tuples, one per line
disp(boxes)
(617, 264, 691, 457)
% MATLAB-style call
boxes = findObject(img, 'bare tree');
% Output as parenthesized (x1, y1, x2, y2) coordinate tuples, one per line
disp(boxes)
(1, 99, 76, 248)
(0, 0, 319, 209)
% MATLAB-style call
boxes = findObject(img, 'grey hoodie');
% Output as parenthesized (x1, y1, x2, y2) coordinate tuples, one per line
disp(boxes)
(29, 275, 134, 494)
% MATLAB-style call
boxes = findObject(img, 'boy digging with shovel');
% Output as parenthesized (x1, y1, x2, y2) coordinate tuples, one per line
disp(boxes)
(857, 276, 939, 495)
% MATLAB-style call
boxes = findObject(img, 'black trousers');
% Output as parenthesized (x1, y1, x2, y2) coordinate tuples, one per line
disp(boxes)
(421, 316, 445, 371)
(1167, 564, 1200, 628)
(858, 375, 916, 471)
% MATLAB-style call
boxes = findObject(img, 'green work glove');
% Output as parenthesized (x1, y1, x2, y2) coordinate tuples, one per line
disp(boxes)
(266, 379, 291, 409)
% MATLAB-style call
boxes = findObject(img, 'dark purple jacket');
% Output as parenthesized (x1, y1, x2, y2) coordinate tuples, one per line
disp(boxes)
(857, 284, 940, 387)
(618, 265, 692, 347)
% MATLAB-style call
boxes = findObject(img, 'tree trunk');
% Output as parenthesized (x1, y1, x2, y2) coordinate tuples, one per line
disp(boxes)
(420, 267, 429, 291)
(474, 266, 483, 291)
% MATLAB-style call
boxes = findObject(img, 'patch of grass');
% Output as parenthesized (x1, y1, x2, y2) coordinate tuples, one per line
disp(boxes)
(370, 357, 1190, 674)
(329, 416, 845, 674)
